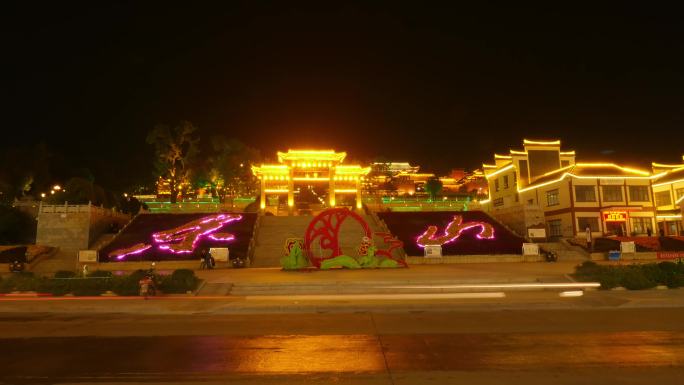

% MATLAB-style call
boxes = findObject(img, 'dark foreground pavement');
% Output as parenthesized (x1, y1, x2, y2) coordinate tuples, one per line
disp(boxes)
(2, 306, 684, 384)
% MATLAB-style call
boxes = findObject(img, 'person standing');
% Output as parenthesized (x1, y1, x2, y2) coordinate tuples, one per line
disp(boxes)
(646, 227, 652, 237)
(585, 226, 592, 252)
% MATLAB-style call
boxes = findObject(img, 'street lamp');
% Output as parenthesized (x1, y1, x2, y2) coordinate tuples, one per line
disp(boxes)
(53, 185, 61, 191)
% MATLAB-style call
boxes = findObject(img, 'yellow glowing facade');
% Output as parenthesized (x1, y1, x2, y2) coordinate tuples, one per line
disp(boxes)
(651, 156, 684, 235)
(481, 139, 670, 238)
(252, 149, 370, 212)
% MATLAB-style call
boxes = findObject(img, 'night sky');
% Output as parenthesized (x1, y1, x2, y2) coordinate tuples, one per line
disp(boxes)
(9, 2, 684, 190)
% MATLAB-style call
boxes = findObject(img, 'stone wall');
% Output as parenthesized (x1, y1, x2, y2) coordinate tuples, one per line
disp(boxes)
(36, 204, 130, 253)
(489, 204, 545, 238)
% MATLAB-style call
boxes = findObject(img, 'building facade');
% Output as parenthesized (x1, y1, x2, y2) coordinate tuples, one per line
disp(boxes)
(483, 139, 661, 239)
(651, 156, 684, 235)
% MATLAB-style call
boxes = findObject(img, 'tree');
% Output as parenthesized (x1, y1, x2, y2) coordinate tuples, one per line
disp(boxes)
(424, 177, 443, 201)
(210, 137, 260, 201)
(146, 121, 200, 203)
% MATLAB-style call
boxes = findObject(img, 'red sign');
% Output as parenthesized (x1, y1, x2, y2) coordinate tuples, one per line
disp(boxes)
(603, 211, 627, 222)
(657, 252, 684, 260)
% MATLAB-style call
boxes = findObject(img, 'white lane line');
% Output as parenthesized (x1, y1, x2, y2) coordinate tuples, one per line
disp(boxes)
(244, 292, 507, 301)
(385, 282, 600, 289)
(559, 290, 584, 297)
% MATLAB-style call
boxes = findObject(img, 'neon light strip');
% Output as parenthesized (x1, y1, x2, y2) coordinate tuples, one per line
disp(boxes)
(485, 164, 514, 179)
(292, 177, 330, 181)
(334, 189, 358, 193)
(111, 244, 152, 261)
(653, 178, 684, 187)
(523, 139, 561, 145)
(264, 189, 289, 193)
(657, 215, 682, 219)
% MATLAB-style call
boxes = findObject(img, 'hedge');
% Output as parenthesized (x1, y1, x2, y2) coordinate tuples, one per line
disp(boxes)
(574, 261, 684, 290)
(0, 269, 200, 296)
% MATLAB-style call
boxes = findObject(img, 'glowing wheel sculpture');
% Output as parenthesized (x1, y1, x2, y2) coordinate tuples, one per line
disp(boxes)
(304, 208, 372, 268)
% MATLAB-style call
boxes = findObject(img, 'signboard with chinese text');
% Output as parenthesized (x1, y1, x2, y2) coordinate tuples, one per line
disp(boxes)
(528, 228, 546, 239)
(620, 241, 635, 254)
(424, 245, 442, 258)
(657, 252, 684, 260)
(522, 243, 540, 255)
(603, 211, 627, 222)
(210, 247, 229, 262)
(78, 250, 97, 263)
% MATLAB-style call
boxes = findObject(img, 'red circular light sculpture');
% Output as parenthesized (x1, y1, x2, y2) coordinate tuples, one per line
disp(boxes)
(304, 208, 372, 268)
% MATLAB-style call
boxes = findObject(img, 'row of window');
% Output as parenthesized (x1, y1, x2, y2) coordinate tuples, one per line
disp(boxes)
(549, 217, 654, 237)
(493, 173, 517, 192)
(546, 185, 654, 207)
(655, 188, 684, 207)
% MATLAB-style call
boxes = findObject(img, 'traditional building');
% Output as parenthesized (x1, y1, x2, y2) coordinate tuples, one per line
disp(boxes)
(651, 156, 684, 235)
(483, 139, 662, 239)
(251, 149, 369, 213)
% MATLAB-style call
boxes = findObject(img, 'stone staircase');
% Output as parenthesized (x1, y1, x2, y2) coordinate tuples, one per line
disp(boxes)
(250, 214, 387, 268)
(28, 250, 78, 275)
(537, 241, 588, 261)
(250, 216, 312, 267)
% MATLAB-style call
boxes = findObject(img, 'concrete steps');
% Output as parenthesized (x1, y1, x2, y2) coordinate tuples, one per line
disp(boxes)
(197, 282, 233, 296)
(537, 242, 588, 262)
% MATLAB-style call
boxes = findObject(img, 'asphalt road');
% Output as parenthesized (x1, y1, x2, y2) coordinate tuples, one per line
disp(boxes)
(2, 307, 684, 384)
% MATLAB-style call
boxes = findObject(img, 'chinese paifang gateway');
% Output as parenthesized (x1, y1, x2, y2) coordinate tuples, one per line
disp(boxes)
(251, 149, 370, 214)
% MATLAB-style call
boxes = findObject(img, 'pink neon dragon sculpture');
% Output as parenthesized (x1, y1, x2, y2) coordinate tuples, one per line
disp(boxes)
(108, 213, 241, 260)
(416, 215, 494, 247)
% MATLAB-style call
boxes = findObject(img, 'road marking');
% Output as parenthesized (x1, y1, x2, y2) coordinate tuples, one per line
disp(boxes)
(244, 292, 507, 301)
(559, 290, 584, 297)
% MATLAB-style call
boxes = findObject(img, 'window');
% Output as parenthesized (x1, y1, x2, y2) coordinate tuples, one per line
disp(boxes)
(628, 186, 649, 202)
(494, 178, 500, 192)
(518, 160, 528, 185)
(527, 198, 534, 206)
(546, 189, 559, 206)
(561, 160, 570, 167)
(515, 192, 519, 202)
(602, 185, 623, 202)
(676, 188, 684, 200)
(575, 185, 596, 202)
(548, 219, 562, 237)
(493, 197, 504, 207)
(655, 191, 672, 206)
(631, 217, 652, 235)
(503, 175, 509, 189)
(577, 217, 600, 232)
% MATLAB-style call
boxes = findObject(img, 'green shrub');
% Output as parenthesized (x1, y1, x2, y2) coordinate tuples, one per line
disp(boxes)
(88, 270, 113, 278)
(597, 268, 623, 290)
(158, 269, 199, 294)
(6, 272, 38, 292)
(71, 278, 110, 296)
(54, 270, 76, 279)
(48, 279, 72, 296)
(111, 270, 148, 296)
(659, 262, 684, 288)
(621, 267, 657, 290)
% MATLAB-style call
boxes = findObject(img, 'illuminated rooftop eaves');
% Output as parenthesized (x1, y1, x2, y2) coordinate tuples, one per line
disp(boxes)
(277, 149, 346, 163)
